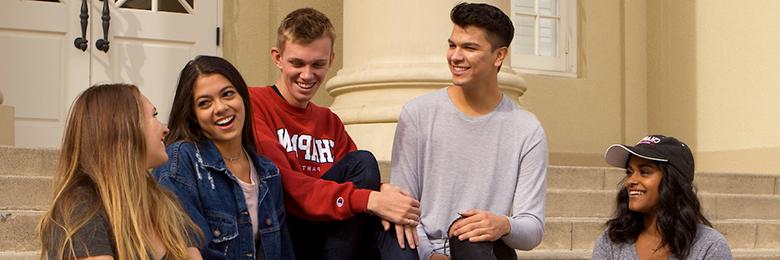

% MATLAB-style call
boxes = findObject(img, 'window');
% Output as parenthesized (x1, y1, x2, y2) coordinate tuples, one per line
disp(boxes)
(511, 0, 577, 77)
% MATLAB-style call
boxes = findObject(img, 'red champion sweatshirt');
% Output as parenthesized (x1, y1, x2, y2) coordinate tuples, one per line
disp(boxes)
(248, 86, 370, 221)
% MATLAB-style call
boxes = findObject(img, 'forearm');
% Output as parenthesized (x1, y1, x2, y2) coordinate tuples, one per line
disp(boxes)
(503, 125, 547, 250)
(502, 214, 544, 250)
(280, 166, 370, 220)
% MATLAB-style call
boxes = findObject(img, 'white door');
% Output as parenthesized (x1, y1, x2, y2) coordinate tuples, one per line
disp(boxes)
(0, 0, 86, 147)
(0, 0, 221, 148)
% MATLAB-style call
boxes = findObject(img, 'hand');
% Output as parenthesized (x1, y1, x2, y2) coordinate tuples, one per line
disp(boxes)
(368, 183, 420, 226)
(397, 222, 419, 249)
(430, 253, 450, 260)
(448, 209, 510, 242)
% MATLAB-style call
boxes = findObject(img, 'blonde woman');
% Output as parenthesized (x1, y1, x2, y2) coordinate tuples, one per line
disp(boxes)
(38, 84, 202, 260)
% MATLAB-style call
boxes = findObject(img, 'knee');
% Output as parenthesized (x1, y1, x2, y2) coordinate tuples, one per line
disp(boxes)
(347, 150, 378, 167)
(346, 150, 380, 189)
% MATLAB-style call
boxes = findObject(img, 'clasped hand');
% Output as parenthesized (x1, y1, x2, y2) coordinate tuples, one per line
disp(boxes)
(448, 209, 510, 242)
(367, 183, 420, 249)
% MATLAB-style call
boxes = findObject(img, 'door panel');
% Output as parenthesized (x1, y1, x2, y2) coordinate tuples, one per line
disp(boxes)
(1, 0, 219, 147)
(90, 0, 218, 124)
(0, 0, 84, 147)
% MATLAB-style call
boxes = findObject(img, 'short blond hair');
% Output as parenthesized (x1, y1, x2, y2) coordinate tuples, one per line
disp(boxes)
(276, 7, 335, 53)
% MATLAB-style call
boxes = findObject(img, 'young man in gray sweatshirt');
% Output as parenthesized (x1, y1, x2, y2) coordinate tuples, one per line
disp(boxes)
(390, 3, 548, 260)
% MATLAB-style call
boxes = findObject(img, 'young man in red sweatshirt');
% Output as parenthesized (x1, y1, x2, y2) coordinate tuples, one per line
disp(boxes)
(249, 8, 420, 259)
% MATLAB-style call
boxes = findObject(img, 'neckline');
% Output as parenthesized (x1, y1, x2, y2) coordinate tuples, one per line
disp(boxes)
(442, 87, 505, 122)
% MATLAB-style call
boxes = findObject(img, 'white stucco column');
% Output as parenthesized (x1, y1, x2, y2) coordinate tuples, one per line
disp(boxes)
(0, 90, 15, 145)
(326, 0, 525, 161)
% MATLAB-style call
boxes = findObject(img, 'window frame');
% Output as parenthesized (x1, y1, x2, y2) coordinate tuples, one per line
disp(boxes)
(510, 0, 578, 78)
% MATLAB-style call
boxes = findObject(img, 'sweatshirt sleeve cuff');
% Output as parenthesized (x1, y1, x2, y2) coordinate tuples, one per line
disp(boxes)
(349, 188, 371, 214)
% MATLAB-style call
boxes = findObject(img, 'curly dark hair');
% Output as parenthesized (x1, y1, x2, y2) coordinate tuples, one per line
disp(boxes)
(166, 55, 257, 153)
(450, 2, 515, 50)
(606, 157, 712, 259)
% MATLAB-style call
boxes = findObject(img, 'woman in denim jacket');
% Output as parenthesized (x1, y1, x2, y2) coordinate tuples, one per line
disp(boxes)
(154, 55, 294, 259)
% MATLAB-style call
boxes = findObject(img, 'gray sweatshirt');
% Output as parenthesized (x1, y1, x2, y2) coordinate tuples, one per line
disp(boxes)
(592, 224, 733, 260)
(391, 88, 548, 259)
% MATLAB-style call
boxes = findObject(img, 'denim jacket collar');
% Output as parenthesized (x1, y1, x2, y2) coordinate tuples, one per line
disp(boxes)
(194, 140, 277, 181)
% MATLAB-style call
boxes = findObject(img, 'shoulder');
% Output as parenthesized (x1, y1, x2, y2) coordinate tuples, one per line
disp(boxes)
(694, 224, 730, 248)
(399, 89, 448, 124)
(307, 102, 336, 116)
(162, 141, 199, 166)
(308, 102, 348, 126)
(248, 85, 272, 96)
(403, 88, 447, 112)
(499, 97, 543, 128)
(248, 86, 274, 104)
(594, 230, 614, 248)
(687, 224, 733, 258)
(592, 230, 614, 258)
(592, 229, 636, 260)
(155, 141, 199, 184)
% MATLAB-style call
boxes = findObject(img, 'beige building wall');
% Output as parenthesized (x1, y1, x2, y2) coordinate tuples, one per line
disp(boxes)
(694, 0, 780, 174)
(521, 0, 633, 166)
(223, 0, 780, 175)
(646, 1, 698, 153)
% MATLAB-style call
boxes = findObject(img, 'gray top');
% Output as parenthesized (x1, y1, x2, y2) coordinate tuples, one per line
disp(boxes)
(391, 88, 548, 259)
(592, 224, 733, 260)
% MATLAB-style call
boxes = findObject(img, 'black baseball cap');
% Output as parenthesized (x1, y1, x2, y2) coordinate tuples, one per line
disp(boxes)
(604, 135, 695, 182)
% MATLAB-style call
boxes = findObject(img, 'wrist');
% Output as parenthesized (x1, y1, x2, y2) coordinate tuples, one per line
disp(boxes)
(366, 190, 378, 214)
(502, 215, 511, 236)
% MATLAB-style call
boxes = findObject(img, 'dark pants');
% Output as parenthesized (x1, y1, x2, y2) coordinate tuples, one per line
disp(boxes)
(447, 217, 517, 260)
(288, 150, 383, 260)
(378, 224, 420, 260)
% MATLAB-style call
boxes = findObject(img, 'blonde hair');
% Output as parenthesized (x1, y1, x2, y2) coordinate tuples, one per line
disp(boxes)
(38, 84, 202, 259)
(276, 7, 335, 53)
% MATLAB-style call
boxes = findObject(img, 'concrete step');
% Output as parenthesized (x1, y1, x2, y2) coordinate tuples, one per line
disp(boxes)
(0, 210, 41, 252)
(515, 249, 780, 260)
(0, 146, 58, 177)
(2, 167, 780, 220)
(0, 251, 38, 260)
(547, 166, 780, 195)
(0, 176, 52, 210)
(1, 149, 777, 195)
(546, 189, 780, 220)
(539, 217, 780, 251)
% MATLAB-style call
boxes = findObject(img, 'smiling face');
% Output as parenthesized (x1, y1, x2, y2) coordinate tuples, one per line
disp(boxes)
(140, 94, 169, 168)
(624, 156, 664, 214)
(192, 73, 245, 145)
(447, 25, 507, 88)
(272, 36, 334, 108)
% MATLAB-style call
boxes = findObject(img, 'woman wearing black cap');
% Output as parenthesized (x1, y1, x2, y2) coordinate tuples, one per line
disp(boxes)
(592, 135, 732, 259)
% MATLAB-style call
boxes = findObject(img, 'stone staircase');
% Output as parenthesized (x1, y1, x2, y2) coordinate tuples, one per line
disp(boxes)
(0, 146, 57, 260)
(516, 166, 780, 259)
(2, 146, 780, 259)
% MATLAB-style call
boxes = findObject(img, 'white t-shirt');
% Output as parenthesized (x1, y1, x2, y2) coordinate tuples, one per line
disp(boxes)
(236, 154, 260, 239)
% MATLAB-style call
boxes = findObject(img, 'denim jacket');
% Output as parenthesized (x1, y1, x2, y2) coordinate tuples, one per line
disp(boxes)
(153, 140, 295, 260)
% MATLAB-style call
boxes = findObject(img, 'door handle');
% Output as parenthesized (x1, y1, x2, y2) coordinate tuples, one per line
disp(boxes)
(95, 0, 110, 52)
(73, 0, 88, 51)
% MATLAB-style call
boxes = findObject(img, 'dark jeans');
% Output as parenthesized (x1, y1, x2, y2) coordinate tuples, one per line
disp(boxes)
(447, 217, 517, 260)
(288, 150, 383, 260)
(378, 224, 420, 260)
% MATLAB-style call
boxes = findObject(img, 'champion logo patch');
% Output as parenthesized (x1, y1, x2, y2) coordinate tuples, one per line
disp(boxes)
(336, 197, 344, 208)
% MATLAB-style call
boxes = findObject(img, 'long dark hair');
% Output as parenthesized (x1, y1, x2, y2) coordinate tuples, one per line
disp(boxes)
(166, 55, 257, 152)
(605, 157, 711, 259)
